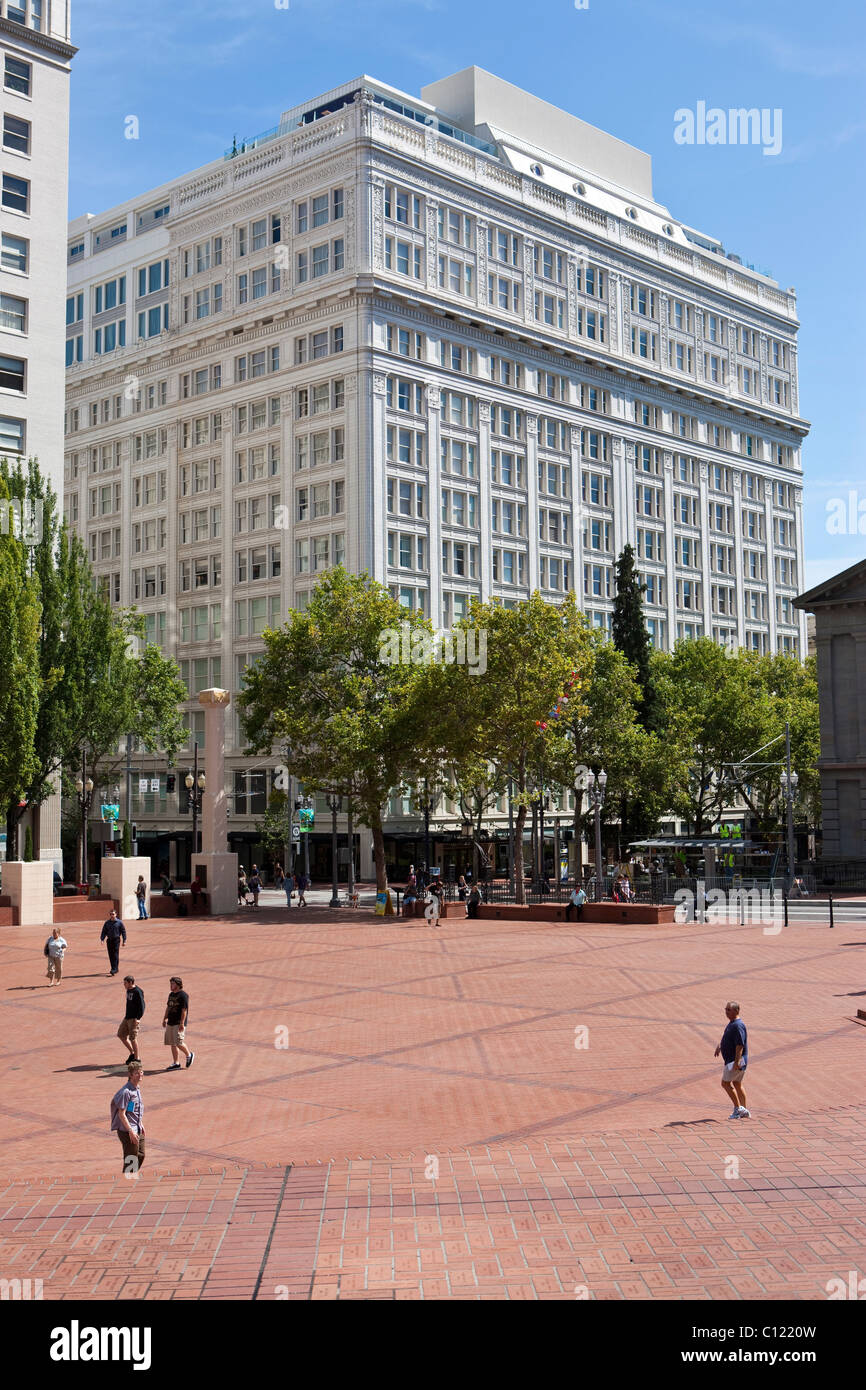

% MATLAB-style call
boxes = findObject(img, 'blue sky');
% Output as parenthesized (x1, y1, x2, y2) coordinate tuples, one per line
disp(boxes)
(69, 0, 866, 589)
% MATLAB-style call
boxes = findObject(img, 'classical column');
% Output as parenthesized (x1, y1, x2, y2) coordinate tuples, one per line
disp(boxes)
(478, 400, 493, 595)
(425, 383, 443, 629)
(662, 453, 677, 648)
(191, 687, 239, 914)
(525, 412, 540, 592)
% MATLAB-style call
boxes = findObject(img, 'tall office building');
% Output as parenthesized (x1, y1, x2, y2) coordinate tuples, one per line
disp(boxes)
(1, 0, 75, 870)
(63, 68, 808, 880)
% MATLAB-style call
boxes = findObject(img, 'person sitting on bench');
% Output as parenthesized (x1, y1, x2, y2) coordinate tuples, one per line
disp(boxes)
(161, 872, 181, 908)
(566, 885, 587, 920)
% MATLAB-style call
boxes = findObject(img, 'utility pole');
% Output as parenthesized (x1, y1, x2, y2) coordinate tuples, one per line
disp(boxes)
(781, 721, 799, 893)
(301, 789, 311, 880)
(590, 770, 608, 902)
(125, 734, 134, 841)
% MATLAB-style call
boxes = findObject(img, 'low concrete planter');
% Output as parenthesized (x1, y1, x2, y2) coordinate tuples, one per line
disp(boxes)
(54, 896, 113, 924)
(3, 862, 54, 925)
(476, 902, 677, 925)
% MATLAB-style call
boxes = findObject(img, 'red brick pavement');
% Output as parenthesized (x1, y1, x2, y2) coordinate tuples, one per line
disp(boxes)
(1, 906, 864, 1298)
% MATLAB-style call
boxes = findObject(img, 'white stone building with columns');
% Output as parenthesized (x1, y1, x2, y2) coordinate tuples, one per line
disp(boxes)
(62, 67, 808, 882)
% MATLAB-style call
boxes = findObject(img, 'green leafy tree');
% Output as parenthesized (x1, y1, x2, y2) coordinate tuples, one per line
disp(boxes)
(611, 543, 657, 730)
(239, 568, 452, 892)
(553, 633, 690, 869)
(256, 790, 291, 869)
(121, 820, 132, 857)
(443, 593, 593, 903)
(652, 638, 769, 836)
(724, 651, 820, 835)
(0, 470, 41, 847)
(0, 461, 186, 860)
(23, 824, 33, 861)
(447, 757, 508, 879)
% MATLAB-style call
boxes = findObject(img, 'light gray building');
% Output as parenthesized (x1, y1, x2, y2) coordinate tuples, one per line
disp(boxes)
(795, 560, 866, 861)
(62, 67, 809, 879)
(1, 0, 75, 870)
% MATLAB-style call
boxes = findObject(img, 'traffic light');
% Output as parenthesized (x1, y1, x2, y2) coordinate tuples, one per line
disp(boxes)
(166, 774, 176, 794)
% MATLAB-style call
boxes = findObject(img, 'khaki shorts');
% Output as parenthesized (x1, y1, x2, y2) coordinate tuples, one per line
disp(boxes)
(164, 1024, 185, 1046)
(722, 1061, 746, 1082)
(117, 1018, 140, 1044)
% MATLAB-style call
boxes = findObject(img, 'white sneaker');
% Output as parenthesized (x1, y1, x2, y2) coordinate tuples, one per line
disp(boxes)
(737, 1107, 751, 1118)
(728, 1108, 741, 1119)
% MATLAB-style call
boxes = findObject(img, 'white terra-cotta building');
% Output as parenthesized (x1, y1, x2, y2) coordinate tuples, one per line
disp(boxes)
(62, 67, 809, 883)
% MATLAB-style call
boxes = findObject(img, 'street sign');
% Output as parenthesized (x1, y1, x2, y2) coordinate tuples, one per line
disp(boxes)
(291, 824, 301, 841)
(298, 807, 314, 831)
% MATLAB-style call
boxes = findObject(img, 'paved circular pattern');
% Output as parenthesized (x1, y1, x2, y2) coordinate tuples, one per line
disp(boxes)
(1, 907, 864, 1297)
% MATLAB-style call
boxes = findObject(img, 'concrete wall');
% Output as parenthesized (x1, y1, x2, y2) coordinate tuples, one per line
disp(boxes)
(101, 855, 151, 920)
(4, 861, 53, 925)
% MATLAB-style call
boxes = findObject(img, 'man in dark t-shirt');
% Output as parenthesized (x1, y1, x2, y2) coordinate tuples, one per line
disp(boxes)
(100, 909, 127, 975)
(714, 1000, 750, 1118)
(162, 975, 194, 1071)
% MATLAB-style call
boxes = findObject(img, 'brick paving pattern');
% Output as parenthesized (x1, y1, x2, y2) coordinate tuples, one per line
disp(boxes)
(1, 906, 864, 1298)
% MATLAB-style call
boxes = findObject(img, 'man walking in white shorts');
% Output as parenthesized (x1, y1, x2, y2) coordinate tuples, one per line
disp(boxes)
(714, 1000, 750, 1118)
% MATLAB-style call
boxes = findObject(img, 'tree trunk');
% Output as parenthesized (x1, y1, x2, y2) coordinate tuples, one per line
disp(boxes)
(572, 793, 583, 880)
(370, 806, 387, 893)
(513, 801, 528, 905)
(5, 801, 19, 862)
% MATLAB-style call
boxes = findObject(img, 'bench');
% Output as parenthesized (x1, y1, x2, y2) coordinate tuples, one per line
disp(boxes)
(476, 902, 677, 925)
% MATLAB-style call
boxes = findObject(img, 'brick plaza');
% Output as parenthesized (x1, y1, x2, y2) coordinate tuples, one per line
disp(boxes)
(1, 906, 864, 1299)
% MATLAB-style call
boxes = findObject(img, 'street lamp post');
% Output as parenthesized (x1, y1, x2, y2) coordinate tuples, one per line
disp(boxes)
(589, 770, 608, 902)
(507, 773, 515, 895)
(185, 743, 206, 863)
(780, 722, 799, 891)
(74, 757, 95, 886)
(302, 795, 312, 880)
(574, 772, 588, 882)
(346, 797, 355, 900)
(326, 792, 342, 907)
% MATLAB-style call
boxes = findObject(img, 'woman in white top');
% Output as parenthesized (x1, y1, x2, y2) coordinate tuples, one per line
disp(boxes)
(45, 926, 68, 985)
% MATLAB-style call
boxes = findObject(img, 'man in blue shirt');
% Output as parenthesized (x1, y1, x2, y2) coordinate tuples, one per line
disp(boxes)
(100, 909, 127, 976)
(714, 1000, 750, 1118)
